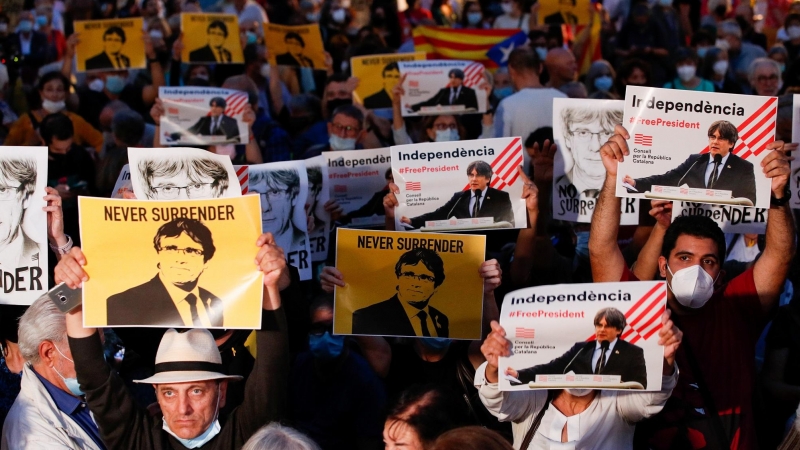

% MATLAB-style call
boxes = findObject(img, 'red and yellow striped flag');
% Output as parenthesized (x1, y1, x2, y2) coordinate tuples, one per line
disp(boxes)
(412, 26, 521, 69)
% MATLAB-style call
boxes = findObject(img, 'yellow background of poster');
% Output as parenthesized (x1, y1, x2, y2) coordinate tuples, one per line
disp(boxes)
(75, 18, 145, 73)
(536, 0, 591, 25)
(265, 23, 326, 69)
(79, 196, 263, 328)
(181, 13, 244, 64)
(334, 229, 486, 339)
(352, 52, 426, 108)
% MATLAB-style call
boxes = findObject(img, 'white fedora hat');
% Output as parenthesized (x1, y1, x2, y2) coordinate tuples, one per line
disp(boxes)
(134, 329, 243, 384)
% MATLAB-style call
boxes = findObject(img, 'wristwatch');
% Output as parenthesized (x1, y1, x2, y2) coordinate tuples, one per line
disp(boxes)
(770, 185, 791, 207)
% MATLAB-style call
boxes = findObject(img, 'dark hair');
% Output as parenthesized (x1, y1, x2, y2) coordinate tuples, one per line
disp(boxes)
(431, 427, 514, 450)
(785, 12, 800, 28)
(112, 109, 145, 146)
(331, 104, 364, 130)
(40, 113, 74, 144)
(207, 20, 228, 37)
(0, 305, 27, 344)
(594, 307, 626, 330)
(382, 61, 399, 76)
(447, 68, 465, 80)
(466, 160, 492, 178)
(386, 384, 468, 445)
(154, 218, 216, 262)
(615, 58, 651, 94)
(284, 31, 305, 47)
(707, 120, 738, 144)
(325, 72, 350, 87)
(690, 29, 715, 47)
(508, 47, 541, 74)
(674, 47, 698, 66)
(394, 248, 446, 288)
(103, 26, 126, 42)
(37, 71, 70, 93)
(306, 166, 322, 187)
(209, 96, 227, 108)
(661, 215, 726, 261)
(524, 127, 554, 151)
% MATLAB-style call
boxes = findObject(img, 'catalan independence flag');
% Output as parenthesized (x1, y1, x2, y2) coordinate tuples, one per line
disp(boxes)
(412, 26, 522, 69)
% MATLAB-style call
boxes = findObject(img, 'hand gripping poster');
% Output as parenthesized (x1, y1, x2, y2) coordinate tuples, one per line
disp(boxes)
(498, 281, 667, 392)
(617, 87, 776, 209)
(0, 147, 48, 305)
(79, 196, 264, 328)
(391, 137, 526, 232)
(159, 87, 250, 145)
(333, 228, 486, 339)
(552, 98, 638, 224)
(305, 156, 330, 263)
(397, 60, 488, 117)
(324, 148, 392, 227)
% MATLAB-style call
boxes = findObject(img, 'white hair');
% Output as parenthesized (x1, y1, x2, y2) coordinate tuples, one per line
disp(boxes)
(17, 296, 67, 365)
(242, 424, 321, 450)
(718, 20, 742, 39)
(748, 57, 781, 82)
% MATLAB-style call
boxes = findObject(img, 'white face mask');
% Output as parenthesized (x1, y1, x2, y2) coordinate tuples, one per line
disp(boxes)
(260, 63, 271, 78)
(149, 29, 163, 40)
(667, 264, 719, 309)
(500, 2, 513, 13)
(565, 388, 593, 397)
(434, 128, 459, 142)
(676, 65, 696, 82)
(88, 78, 105, 92)
(787, 25, 800, 40)
(715, 38, 730, 51)
(331, 8, 346, 23)
(161, 384, 222, 448)
(329, 134, 357, 150)
(42, 99, 65, 113)
(713, 60, 729, 76)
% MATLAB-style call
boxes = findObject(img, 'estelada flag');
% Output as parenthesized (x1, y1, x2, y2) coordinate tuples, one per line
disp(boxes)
(412, 26, 521, 69)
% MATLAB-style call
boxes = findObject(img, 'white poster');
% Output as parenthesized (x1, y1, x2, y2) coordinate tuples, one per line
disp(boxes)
(305, 156, 330, 263)
(391, 137, 526, 232)
(498, 281, 666, 392)
(111, 164, 133, 199)
(159, 87, 250, 146)
(617, 87, 775, 209)
(672, 202, 767, 234)
(791, 95, 800, 210)
(397, 60, 487, 117)
(0, 147, 49, 305)
(324, 148, 392, 227)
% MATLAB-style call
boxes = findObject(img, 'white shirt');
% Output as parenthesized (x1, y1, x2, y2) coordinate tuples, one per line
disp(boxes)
(493, 13, 530, 33)
(590, 338, 618, 372)
(161, 275, 212, 327)
(18, 33, 32, 55)
(704, 153, 730, 187)
(211, 116, 221, 133)
(468, 187, 487, 217)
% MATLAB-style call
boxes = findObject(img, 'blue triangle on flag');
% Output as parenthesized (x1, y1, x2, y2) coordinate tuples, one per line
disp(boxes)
(486, 31, 529, 67)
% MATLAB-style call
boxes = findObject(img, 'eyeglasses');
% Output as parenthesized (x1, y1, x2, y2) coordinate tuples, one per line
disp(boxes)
(331, 122, 360, 137)
(569, 129, 614, 143)
(756, 74, 779, 83)
(0, 184, 21, 201)
(433, 123, 458, 131)
(151, 183, 212, 199)
(160, 245, 204, 256)
(208, 30, 226, 37)
(400, 271, 436, 282)
(259, 189, 290, 201)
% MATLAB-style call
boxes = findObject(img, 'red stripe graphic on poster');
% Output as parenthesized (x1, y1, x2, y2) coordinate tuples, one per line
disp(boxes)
(460, 136, 523, 191)
(698, 97, 777, 160)
(236, 166, 249, 194)
(585, 282, 666, 345)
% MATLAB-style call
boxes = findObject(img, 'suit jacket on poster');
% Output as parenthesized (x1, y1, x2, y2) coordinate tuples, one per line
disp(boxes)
(631, 152, 757, 205)
(514, 339, 648, 388)
(409, 187, 514, 229)
(189, 45, 232, 63)
(363, 89, 393, 109)
(85, 52, 130, 70)
(106, 275, 224, 327)
(410, 86, 479, 112)
(351, 294, 449, 337)
(187, 115, 240, 141)
(275, 52, 315, 68)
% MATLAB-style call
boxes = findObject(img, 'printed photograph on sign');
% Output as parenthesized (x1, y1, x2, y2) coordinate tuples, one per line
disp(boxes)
(498, 281, 667, 392)
(351, 52, 426, 109)
(305, 156, 330, 263)
(0, 147, 49, 305)
(397, 60, 488, 117)
(553, 98, 638, 224)
(75, 18, 145, 72)
(248, 161, 312, 280)
(265, 23, 326, 69)
(791, 95, 800, 210)
(324, 148, 392, 227)
(233, 165, 249, 194)
(128, 148, 242, 200)
(391, 137, 526, 232)
(111, 164, 132, 199)
(617, 87, 775, 209)
(159, 87, 250, 145)
(334, 229, 486, 339)
(672, 202, 767, 234)
(536, 0, 591, 25)
(79, 196, 264, 328)
(181, 13, 244, 64)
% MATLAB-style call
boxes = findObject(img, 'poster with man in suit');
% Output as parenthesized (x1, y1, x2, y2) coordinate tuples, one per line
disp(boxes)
(79, 196, 264, 328)
(351, 52, 426, 110)
(181, 13, 244, 64)
(498, 281, 668, 392)
(397, 60, 488, 117)
(333, 229, 486, 339)
(159, 87, 249, 145)
(615, 87, 776, 209)
(391, 137, 526, 232)
(75, 18, 145, 73)
(324, 147, 393, 227)
(265, 24, 326, 69)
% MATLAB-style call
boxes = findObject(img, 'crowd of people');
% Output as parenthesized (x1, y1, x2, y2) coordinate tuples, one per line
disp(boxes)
(0, 0, 800, 448)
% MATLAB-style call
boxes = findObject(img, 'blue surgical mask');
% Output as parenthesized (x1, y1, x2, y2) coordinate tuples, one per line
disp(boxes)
(467, 12, 482, 25)
(162, 384, 222, 448)
(245, 31, 257, 45)
(18, 20, 33, 33)
(308, 332, 345, 360)
(696, 46, 709, 58)
(535, 46, 548, 61)
(494, 86, 513, 99)
(53, 344, 84, 397)
(35, 15, 48, 27)
(593, 75, 613, 92)
(104, 75, 126, 94)
(329, 134, 357, 151)
(420, 337, 451, 352)
(434, 129, 459, 142)
(779, 63, 786, 73)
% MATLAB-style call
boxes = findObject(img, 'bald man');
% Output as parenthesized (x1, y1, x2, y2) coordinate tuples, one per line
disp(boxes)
(545, 48, 578, 90)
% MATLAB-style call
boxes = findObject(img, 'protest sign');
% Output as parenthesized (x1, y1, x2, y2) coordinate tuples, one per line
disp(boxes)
(265, 23, 326, 69)
(248, 161, 312, 280)
(325, 148, 392, 227)
(391, 137, 526, 232)
(791, 95, 800, 210)
(111, 164, 132, 199)
(75, 18, 145, 73)
(159, 87, 250, 146)
(0, 147, 48, 305)
(672, 202, 767, 234)
(536, 0, 591, 25)
(553, 98, 638, 224)
(351, 52, 426, 110)
(181, 13, 244, 64)
(616, 87, 775, 209)
(498, 281, 666, 392)
(128, 147, 242, 200)
(305, 156, 330, 263)
(397, 60, 488, 117)
(334, 228, 486, 339)
(233, 165, 249, 194)
(79, 196, 263, 328)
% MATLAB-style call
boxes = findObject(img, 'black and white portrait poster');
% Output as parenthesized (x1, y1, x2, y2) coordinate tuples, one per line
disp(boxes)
(553, 98, 638, 225)
(671, 202, 767, 234)
(305, 156, 330, 263)
(498, 281, 666, 392)
(391, 137, 526, 232)
(128, 147, 242, 200)
(159, 87, 250, 146)
(248, 161, 312, 281)
(397, 60, 488, 117)
(324, 148, 392, 227)
(0, 147, 49, 305)
(617, 87, 775, 208)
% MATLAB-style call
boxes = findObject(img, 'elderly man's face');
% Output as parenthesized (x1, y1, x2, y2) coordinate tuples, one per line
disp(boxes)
(752, 65, 780, 96)
(708, 129, 734, 157)
(254, 179, 296, 237)
(0, 173, 28, 246)
(567, 120, 613, 180)
(156, 233, 208, 285)
(397, 262, 437, 304)
(103, 33, 124, 54)
(594, 317, 621, 343)
(156, 380, 226, 440)
(468, 169, 490, 191)
(207, 27, 226, 48)
(149, 171, 214, 200)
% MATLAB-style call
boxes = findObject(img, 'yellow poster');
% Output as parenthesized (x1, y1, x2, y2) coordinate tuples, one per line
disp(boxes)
(79, 196, 264, 329)
(537, 0, 591, 25)
(334, 229, 486, 339)
(181, 13, 244, 64)
(352, 52, 426, 109)
(265, 23, 326, 70)
(74, 18, 146, 73)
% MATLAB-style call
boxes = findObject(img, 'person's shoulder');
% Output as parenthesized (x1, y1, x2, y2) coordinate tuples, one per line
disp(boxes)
(616, 339, 643, 352)
(108, 276, 159, 301)
(487, 187, 510, 198)
(354, 296, 398, 315)
(727, 152, 754, 168)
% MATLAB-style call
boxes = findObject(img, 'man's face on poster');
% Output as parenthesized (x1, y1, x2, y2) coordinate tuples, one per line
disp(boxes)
(207, 26, 226, 48)
(286, 37, 304, 58)
(708, 130, 734, 158)
(0, 173, 27, 245)
(149, 170, 214, 200)
(103, 32, 124, 54)
(383, 68, 401, 92)
(254, 179, 296, 236)
(594, 317, 621, 343)
(567, 120, 613, 180)
(209, 103, 224, 118)
(397, 263, 437, 303)
(448, 75, 463, 88)
(468, 169, 490, 191)
(157, 233, 208, 285)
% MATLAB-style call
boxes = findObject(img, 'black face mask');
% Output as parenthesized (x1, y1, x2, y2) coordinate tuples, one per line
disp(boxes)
(327, 98, 352, 117)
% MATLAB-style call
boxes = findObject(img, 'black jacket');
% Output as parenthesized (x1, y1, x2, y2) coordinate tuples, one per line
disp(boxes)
(275, 52, 315, 68)
(85, 52, 130, 70)
(409, 187, 514, 228)
(410, 86, 479, 112)
(187, 115, 240, 141)
(352, 295, 449, 337)
(188, 45, 232, 63)
(363, 89, 393, 109)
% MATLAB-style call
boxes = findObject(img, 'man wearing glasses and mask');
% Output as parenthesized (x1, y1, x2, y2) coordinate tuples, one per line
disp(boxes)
(138, 157, 230, 200)
(351, 248, 449, 337)
(106, 218, 224, 327)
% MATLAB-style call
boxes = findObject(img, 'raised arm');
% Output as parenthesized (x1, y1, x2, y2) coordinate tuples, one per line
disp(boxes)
(631, 200, 671, 281)
(61, 33, 78, 79)
(510, 166, 541, 287)
(141, 32, 165, 106)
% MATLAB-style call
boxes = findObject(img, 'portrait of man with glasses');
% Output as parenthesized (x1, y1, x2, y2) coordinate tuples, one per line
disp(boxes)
(248, 167, 307, 262)
(189, 20, 233, 63)
(85, 26, 131, 71)
(351, 248, 449, 337)
(0, 157, 42, 273)
(106, 218, 224, 327)
(137, 157, 230, 200)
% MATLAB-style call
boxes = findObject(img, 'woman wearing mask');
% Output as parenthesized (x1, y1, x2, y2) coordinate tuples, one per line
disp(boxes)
(319, 0, 354, 40)
(585, 60, 618, 97)
(5, 72, 104, 150)
(35, 5, 66, 60)
(663, 47, 714, 91)
(493, 0, 533, 33)
(457, 1, 489, 29)
(701, 47, 742, 93)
